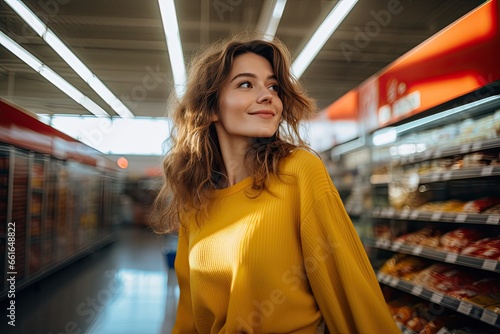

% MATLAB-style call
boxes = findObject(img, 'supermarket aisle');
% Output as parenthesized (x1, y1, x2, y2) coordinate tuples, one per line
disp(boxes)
(1, 226, 179, 334)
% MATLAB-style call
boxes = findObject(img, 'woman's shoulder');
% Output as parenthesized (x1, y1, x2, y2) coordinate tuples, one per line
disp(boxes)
(280, 147, 334, 197)
(281, 148, 326, 175)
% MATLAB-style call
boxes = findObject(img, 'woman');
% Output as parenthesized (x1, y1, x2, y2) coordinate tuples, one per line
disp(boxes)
(151, 32, 399, 334)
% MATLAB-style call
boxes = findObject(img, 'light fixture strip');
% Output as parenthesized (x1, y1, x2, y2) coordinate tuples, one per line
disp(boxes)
(263, 0, 287, 41)
(395, 95, 500, 135)
(0, 31, 109, 117)
(291, 0, 358, 78)
(4, 0, 134, 118)
(158, 0, 187, 98)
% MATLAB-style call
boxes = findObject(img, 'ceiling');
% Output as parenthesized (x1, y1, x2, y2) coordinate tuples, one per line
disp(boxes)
(0, 0, 487, 119)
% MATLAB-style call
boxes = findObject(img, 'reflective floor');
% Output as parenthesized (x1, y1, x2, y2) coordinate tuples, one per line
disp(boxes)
(1, 226, 179, 334)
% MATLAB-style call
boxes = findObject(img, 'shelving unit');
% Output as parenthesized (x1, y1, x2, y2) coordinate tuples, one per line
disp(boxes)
(0, 99, 123, 299)
(320, 3, 500, 331)
(363, 90, 500, 332)
(377, 271, 500, 328)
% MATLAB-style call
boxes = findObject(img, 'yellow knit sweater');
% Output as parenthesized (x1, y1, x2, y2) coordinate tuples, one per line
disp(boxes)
(173, 149, 399, 334)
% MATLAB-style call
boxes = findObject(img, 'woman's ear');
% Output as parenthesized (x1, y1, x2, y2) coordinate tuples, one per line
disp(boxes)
(211, 113, 219, 122)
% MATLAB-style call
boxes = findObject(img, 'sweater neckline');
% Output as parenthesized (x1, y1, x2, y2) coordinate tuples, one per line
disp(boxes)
(214, 176, 253, 198)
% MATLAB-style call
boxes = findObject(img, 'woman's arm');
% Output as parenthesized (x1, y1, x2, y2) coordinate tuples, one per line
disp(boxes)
(172, 226, 197, 333)
(301, 189, 399, 334)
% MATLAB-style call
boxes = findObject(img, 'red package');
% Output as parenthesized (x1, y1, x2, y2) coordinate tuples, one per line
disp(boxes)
(471, 277, 500, 294)
(463, 197, 500, 213)
(440, 228, 484, 252)
(462, 237, 500, 259)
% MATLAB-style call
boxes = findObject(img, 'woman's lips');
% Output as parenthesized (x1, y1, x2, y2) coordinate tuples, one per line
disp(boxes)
(249, 110, 275, 119)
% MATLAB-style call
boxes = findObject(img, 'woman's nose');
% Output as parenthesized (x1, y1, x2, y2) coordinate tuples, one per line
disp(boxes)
(257, 87, 273, 104)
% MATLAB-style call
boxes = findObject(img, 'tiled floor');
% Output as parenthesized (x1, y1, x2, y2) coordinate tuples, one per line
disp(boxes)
(1, 226, 179, 334)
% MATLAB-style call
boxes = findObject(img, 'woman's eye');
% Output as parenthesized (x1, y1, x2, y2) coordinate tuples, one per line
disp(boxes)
(238, 81, 252, 88)
(269, 84, 279, 91)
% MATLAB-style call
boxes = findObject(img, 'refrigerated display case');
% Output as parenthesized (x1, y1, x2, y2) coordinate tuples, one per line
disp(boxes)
(0, 99, 123, 300)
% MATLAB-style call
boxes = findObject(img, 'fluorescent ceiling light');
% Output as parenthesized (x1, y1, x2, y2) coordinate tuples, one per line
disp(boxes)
(44, 29, 93, 80)
(0, 31, 109, 117)
(158, 0, 187, 98)
(5, 0, 134, 118)
(0, 30, 42, 70)
(4, 0, 45, 35)
(291, 0, 358, 78)
(259, 0, 287, 41)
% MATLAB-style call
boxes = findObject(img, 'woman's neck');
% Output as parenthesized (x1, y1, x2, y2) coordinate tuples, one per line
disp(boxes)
(217, 137, 250, 188)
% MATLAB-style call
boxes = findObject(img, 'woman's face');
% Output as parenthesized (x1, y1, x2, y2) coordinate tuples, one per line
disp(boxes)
(214, 52, 283, 144)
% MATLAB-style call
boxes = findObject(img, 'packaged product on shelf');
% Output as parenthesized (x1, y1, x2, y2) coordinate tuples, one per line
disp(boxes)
(463, 197, 500, 214)
(394, 227, 443, 248)
(419, 317, 448, 334)
(418, 200, 466, 213)
(374, 224, 393, 240)
(462, 151, 498, 168)
(461, 237, 500, 260)
(486, 302, 500, 314)
(380, 253, 431, 280)
(413, 263, 500, 301)
(484, 204, 500, 214)
(465, 293, 500, 309)
(439, 228, 485, 253)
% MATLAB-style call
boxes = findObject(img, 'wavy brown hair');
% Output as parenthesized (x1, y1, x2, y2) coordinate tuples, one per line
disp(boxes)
(150, 31, 317, 234)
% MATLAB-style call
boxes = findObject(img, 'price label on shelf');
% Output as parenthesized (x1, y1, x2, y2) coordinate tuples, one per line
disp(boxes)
(411, 285, 423, 296)
(410, 211, 419, 220)
(445, 253, 458, 263)
(391, 242, 403, 251)
(431, 293, 444, 304)
(455, 214, 467, 223)
(431, 212, 442, 221)
(480, 310, 498, 325)
(399, 210, 410, 219)
(472, 141, 482, 151)
(481, 166, 494, 176)
(387, 207, 395, 217)
(442, 170, 453, 181)
(459, 143, 470, 154)
(487, 215, 500, 225)
(482, 259, 498, 271)
(413, 246, 423, 255)
(381, 208, 389, 217)
(457, 301, 472, 315)
(390, 277, 399, 287)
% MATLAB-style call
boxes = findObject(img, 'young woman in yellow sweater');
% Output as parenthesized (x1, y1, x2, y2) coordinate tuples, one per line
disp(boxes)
(151, 32, 399, 334)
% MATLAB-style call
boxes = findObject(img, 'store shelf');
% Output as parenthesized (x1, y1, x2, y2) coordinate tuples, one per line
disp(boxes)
(371, 165, 500, 186)
(365, 238, 500, 273)
(376, 138, 500, 167)
(344, 202, 363, 217)
(397, 324, 418, 334)
(377, 272, 500, 329)
(371, 207, 500, 225)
